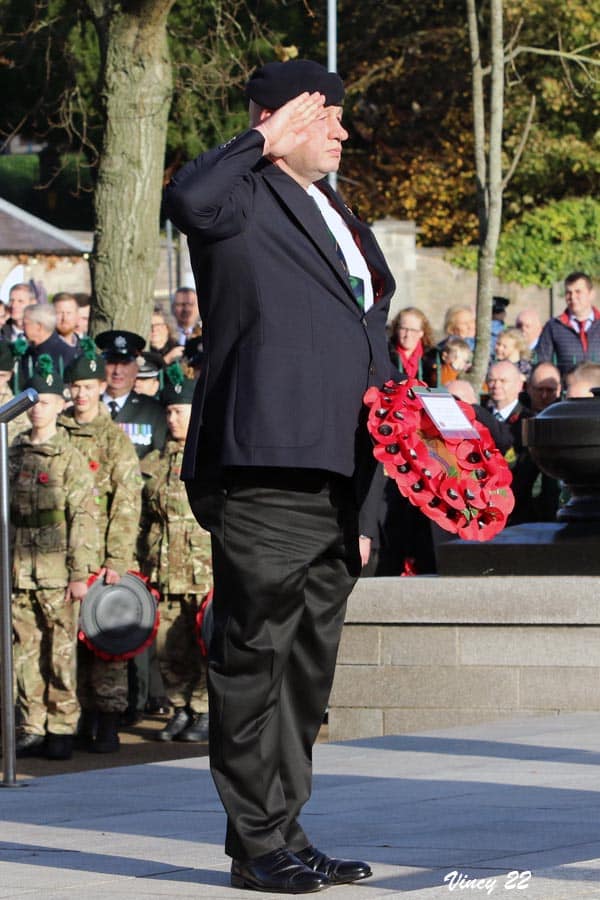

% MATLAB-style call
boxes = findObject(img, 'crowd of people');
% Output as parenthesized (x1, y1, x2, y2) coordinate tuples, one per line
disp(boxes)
(1, 269, 597, 761)
(1, 281, 211, 761)
(375, 270, 599, 575)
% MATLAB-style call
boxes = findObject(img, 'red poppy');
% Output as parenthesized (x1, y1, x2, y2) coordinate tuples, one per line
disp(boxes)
(89, 460, 100, 472)
(38, 472, 49, 484)
(364, 377, 514, 541)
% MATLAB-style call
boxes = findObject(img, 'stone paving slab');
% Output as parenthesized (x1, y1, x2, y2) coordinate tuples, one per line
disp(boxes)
(2, 713, 600, 898)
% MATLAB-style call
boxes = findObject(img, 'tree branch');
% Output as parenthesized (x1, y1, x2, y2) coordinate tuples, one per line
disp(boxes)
(502, 92, 535, 190)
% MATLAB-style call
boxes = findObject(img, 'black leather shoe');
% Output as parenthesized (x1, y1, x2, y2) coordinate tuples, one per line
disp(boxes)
(296, 845, 372, 884)
(46, 733, 74, 760)
(15, 732, 45, 757)
(156, 707, 189, 742)
(231, 848, 328, 893)
(176, 712, 209, 742)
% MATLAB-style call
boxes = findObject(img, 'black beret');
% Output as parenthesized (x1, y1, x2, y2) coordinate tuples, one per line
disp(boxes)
(492, 296, 510, 314)
(96, 329, 145, 361)
(245, 59, 344, 110)
(64, 337, 106, 383)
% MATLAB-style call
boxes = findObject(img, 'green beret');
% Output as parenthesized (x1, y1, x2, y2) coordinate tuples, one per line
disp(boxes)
(162, 362, 196, 405)
(25, 354, 64, 396)
(64, 337, 106, 382)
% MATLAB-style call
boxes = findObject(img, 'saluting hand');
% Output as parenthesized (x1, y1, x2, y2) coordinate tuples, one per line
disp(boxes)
(254, 92, 326, 159)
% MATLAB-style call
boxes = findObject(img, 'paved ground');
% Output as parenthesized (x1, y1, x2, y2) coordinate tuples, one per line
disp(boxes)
(2, 713, 600, 899)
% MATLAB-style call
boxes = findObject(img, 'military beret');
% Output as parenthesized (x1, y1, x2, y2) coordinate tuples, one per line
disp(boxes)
(25, 354, 64, 396)
(136, 350, 164, 379)
(64, 337, 106, 382)
(96, 329, 145, 361)
(162, 362, 196, 406)
(0, 341, 14, 373)
(245, 59, 345, 110)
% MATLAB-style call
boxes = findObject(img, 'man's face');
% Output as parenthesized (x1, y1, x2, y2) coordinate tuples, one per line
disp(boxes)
(135, 376, 160, 397)
(9, 288, 33, 327)
(279, 106, 348, 187)
(527, 365, 561, 412)
(22, 314, 45, 345)
(166, 403, 192, 441)
(69, 379, 105, 422)
(104, 359, 138, 397)
(77, 305, 91, 335)
(448, 310, 475, 339)
(54, 299, 79, 337)
(487, 362, 523, 408)
(565, 278, 594, 321)
(515, 311, 541, 345)
(27, 393, 64, 429)
(172, 291, 198, 328)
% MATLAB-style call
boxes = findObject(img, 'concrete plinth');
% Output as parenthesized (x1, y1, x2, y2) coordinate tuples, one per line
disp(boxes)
(329, 575, 600, 741)
(436, 522, 600, 575)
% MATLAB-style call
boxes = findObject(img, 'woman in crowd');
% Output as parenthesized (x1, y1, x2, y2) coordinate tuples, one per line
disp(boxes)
(149, 306, 184, 365)
(388, 306, 437, 386)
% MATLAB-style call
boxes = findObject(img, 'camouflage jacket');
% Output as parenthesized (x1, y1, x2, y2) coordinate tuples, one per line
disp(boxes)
(0, 383, 30, 444)
(9, 428, 100, 588)
(58, 405, 142, 573)
(141, 440, 212, 596)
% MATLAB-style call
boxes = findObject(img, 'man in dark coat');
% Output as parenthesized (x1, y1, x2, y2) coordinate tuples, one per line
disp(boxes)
(165, 59, 395, 894)
(95, 330, 167, 460)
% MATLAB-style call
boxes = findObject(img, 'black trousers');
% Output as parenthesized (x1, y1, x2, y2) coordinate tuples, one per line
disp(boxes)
(187, 467, 361, 860)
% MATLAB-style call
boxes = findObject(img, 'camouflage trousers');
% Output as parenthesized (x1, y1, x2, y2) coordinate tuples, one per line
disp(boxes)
(77, 644, 128, 713)
(156, 594, 208, 713)
(12, 588, 79, 736)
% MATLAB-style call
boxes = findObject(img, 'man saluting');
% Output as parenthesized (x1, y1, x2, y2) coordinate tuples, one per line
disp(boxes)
(165, 59, 395, 894)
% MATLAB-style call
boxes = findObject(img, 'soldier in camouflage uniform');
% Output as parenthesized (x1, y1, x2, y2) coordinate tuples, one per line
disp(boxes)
(10, 357, 100, 760)
(60, 339, 143, 753)
(141, 364, 212, 742)
(0, 340, 30, 441)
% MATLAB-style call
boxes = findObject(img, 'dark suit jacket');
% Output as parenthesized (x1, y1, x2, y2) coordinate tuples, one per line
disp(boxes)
(111, 392, 167, 460)
(165, 129, 395, 508)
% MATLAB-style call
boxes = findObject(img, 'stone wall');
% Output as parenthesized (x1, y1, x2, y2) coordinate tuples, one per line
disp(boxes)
(328, 575, 600, 741)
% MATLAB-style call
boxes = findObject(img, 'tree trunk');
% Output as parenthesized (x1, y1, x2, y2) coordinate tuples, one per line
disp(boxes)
(87, 0, 175, 339)
(466, 0, 504, 393)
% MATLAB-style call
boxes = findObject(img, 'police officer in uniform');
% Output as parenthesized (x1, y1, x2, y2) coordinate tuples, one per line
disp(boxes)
(95, 329, 167, 459)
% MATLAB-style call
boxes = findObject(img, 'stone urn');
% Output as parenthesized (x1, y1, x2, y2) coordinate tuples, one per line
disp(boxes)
(523, 388, 600, 521)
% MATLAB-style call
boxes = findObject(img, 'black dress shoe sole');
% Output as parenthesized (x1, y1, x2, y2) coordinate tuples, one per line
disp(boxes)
(230, 872, 327, 893)
(327, 869, 372, 885)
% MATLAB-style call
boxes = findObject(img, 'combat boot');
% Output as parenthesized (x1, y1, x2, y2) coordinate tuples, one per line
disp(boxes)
(15, 731, 45, 757)
(177, 712, 209, 742)
(76, 709, 98, 749)
(156, 707, 189, 742)
(90, 712, 120, 753)
(46, 733, 74, 760)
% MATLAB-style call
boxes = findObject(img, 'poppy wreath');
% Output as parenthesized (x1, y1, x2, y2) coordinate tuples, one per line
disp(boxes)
(195, 588, 214, 658)
(364, 378, 514, 541)
(78, 570, 161, 662)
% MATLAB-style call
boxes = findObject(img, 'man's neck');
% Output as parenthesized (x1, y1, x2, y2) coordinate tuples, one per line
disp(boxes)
(30, 424, 57, 444)
(75, 405, 101, 424)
